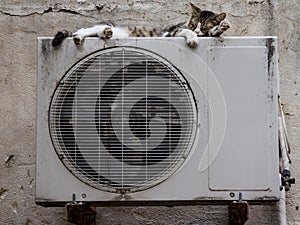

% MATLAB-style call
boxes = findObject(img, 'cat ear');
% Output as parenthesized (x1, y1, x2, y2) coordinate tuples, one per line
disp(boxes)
(190, 2, 201, 15)
(214, 13, 226, 22)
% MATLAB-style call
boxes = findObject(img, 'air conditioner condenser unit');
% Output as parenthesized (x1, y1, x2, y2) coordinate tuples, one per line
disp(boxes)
(36, 37, 280, 206)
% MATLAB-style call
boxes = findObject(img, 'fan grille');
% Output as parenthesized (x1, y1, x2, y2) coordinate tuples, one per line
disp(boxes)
(49, 46, 197, 192)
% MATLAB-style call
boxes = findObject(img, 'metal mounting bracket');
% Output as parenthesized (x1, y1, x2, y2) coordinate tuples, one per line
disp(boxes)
(228, 193, 249, 225)
(65, 194, 97, 225)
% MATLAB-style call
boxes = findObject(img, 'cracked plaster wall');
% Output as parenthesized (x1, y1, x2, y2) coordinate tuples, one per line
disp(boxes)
(0, 0, 299, 224)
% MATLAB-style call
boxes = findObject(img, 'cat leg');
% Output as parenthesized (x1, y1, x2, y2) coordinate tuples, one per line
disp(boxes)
(73, 25, 113, 45)
(73, 27, 97, 45)
(208, 20, 230, 37)
(176, 29, 199, 48)
(52, 29, 73, 47)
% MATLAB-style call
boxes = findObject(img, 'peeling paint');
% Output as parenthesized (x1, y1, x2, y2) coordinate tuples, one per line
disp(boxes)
(5, 155, 15, 167)
(96, 4, 105, 11)
(20, 185, 24, 193)
(27, 168, 31, 178)
(12, 201, 18, 215)
(247, 0, 266, 5)
(0, 3, 96, 18)
(0, 6, 48, 16)
(0, 188, 8, 200)
(29, 179, 34, 188)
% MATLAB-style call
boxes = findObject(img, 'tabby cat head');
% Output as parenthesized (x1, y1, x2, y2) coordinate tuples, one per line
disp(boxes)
(188, 2, 226, 35)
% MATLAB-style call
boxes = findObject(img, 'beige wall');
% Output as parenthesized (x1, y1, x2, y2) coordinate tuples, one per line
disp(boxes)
(0, 0, 299, 224)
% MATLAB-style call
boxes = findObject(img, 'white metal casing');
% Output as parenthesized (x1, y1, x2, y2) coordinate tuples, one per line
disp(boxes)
(36, 37, 280, 206)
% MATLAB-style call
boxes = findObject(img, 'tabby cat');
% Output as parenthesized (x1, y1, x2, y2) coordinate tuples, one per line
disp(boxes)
(188, 3, 230, 37)
(52, 3, 230, 48)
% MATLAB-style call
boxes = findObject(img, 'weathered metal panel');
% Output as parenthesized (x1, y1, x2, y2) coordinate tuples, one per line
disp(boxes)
(36, 37, 279, 206)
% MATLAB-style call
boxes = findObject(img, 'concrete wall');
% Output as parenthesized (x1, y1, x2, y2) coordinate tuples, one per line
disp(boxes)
(0, 0, 299, 224)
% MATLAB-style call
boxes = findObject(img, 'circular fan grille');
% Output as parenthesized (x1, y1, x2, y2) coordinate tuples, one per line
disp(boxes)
(49, 46, 197, 192)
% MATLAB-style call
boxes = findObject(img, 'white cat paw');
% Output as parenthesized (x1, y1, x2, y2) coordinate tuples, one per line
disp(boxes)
(73, 35, 83, 45)
(187, 36, 199, 48)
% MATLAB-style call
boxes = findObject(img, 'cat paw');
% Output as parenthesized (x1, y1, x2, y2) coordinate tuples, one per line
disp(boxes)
(219, 20, 230, 32)
(73, 35, 83, 45)
(209, 20, 230, 37)
(187, 36, 199, 48)
(102, 27, 113, 40)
